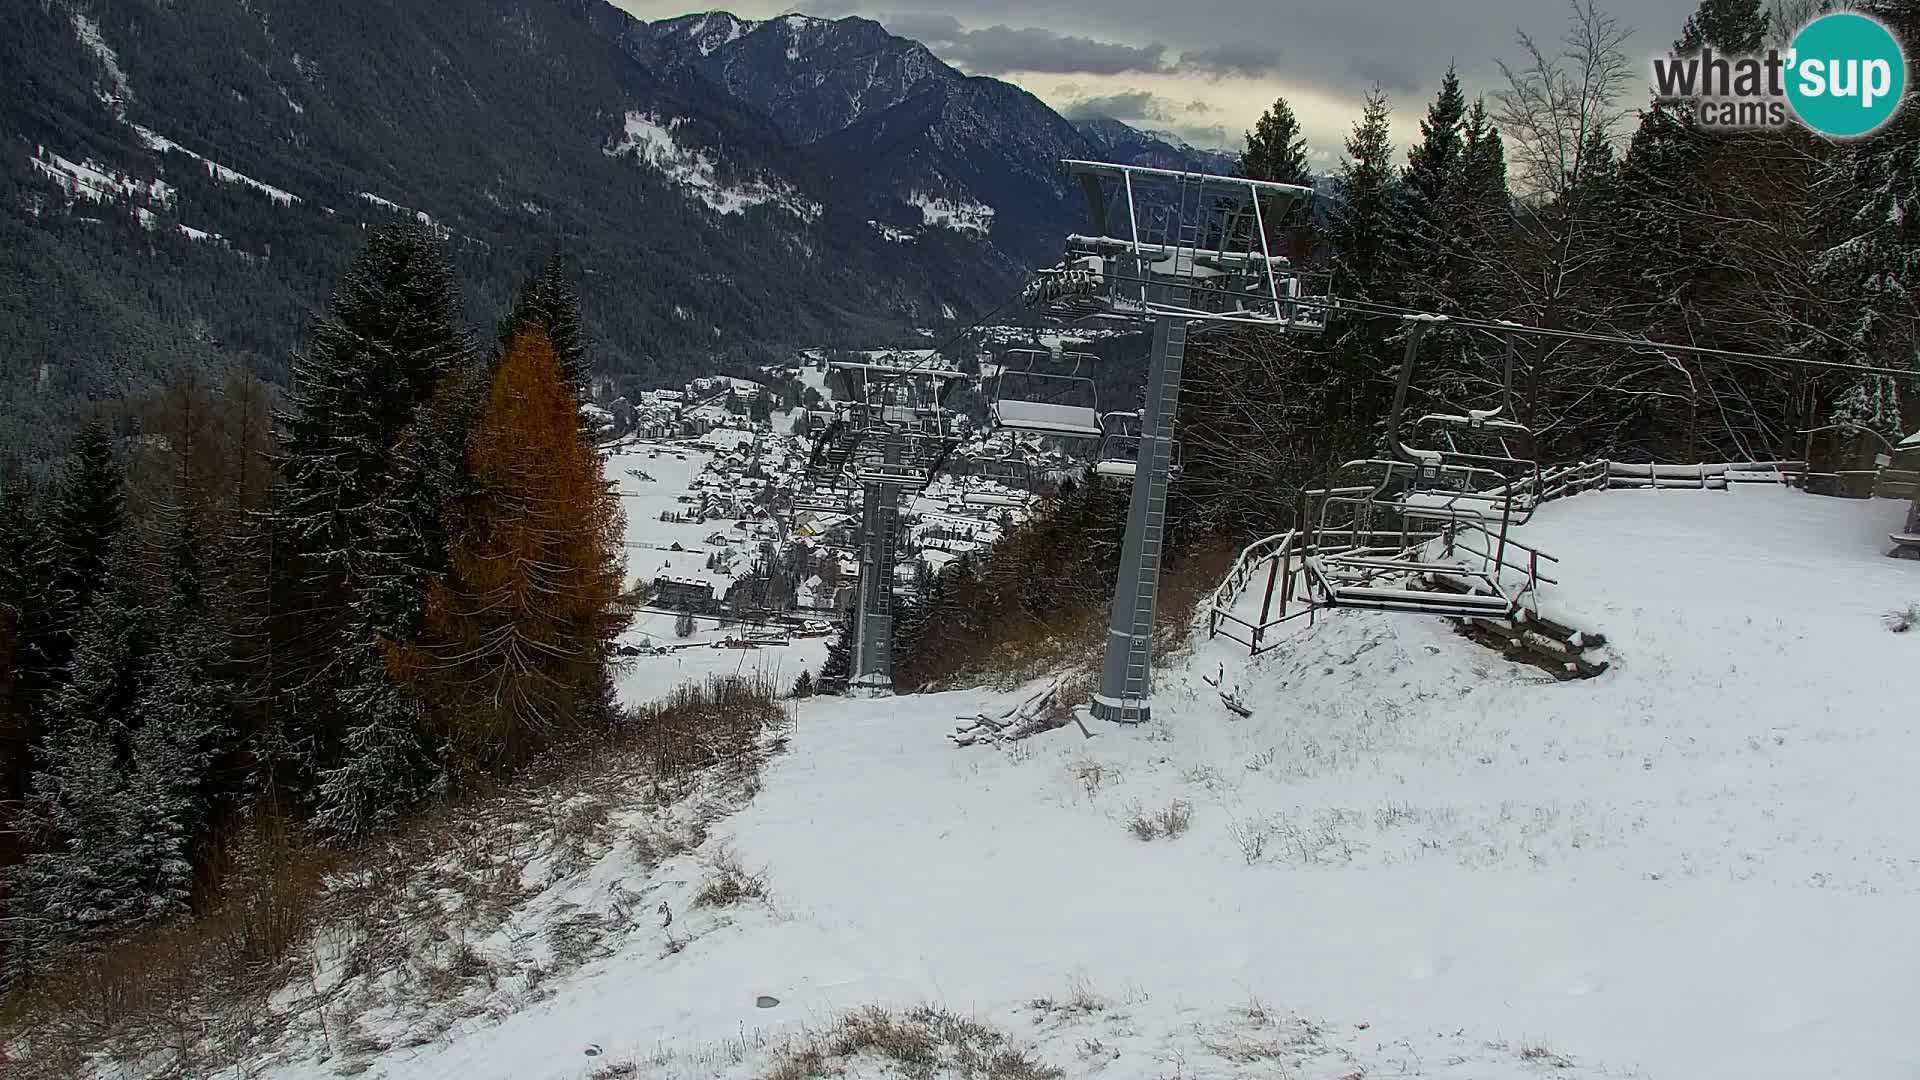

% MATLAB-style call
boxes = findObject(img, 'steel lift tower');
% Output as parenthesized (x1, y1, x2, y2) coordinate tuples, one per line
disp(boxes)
(1022, 160, 1328, 723)
(803, 359, 966, 695)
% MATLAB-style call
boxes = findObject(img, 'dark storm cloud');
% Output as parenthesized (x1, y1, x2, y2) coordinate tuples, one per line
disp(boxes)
(861, 0, 1695, 99)
(1061, 90, 1172, 123)
(882, 14, 1173, 75)
(1344, 54, 1425, 96)
(1179, 43, 1284, 79)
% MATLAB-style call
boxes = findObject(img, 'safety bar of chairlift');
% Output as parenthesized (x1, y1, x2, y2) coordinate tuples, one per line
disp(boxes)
(1063, 234, 1298, 267)
(1039, 270, 1328, 327)
(1416, 412, 1533, 435)
(824, 360, 971, 379)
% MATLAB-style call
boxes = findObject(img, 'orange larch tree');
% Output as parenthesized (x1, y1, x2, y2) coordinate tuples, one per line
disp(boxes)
(412, 328, 625, 770)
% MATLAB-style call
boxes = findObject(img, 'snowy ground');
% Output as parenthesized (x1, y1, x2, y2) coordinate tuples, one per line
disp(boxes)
(231, 486, 1920, 1080)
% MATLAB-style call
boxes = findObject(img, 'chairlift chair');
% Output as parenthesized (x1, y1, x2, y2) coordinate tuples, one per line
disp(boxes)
(1091, 409, 1182, 481)
(989, 348, 1104, 439)
(1380, 322, 1540, 527)
(961, 452, 1036, 507)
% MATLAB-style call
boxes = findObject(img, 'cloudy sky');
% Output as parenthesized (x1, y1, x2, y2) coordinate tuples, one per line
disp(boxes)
(611, 0, 1702, 168)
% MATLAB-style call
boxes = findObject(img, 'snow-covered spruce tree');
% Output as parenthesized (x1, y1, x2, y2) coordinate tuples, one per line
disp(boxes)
(42, 533, 150, 756)
(46, 420, 129, 669)
(1239, 96, 1312, 186)
(1322, 85, 1403, 448)
(2, 708, 150, 987)
(279, 222, 470, 572)
(123, 498, 234, 919)
(498, 254, 592, 415)
(791, 669, 813, 699)
(1, 535, 151, 987)
(310, 373, 479, 843)
(1603, 0, 1782, 458)
(1, 475, 61, 807)
(818, 615, 853, 694)
(271, 222, 472, 803)
(1817, 0, 1919, 440)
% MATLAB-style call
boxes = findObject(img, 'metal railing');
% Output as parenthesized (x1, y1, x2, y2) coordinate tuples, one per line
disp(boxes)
(1205, 457, 1832, 656)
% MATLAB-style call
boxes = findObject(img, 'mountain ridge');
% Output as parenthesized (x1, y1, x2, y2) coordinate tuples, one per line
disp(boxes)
(0, 0, 1244, 464)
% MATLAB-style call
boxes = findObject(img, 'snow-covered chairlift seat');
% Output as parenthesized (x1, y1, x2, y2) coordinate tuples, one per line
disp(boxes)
(961, 491, 1025, 507)
(1391, 489, 1528, 523)
(991, 399, 1105, 438)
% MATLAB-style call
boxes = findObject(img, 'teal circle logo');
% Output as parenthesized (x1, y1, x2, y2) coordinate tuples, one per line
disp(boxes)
(1786, 12, 1907, 137)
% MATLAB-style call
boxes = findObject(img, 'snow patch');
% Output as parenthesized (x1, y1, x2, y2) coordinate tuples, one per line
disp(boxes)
(907, 191, 995, 237)
(357, 191, 444, 232)
(70, 11, 130, 116)
(177, 224, 225, 244)
(30, 147, 175, 207)
(866, 219, 915, 243)
(605, 111, 820, 222)
(132, 126, 300, 205)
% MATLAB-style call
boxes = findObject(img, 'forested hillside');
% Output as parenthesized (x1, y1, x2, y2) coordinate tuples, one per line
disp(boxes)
(0, 0, 1234, 467)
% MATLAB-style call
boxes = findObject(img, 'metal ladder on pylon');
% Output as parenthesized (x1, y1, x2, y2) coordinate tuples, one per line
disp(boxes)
(1096, 314, 1187, 722)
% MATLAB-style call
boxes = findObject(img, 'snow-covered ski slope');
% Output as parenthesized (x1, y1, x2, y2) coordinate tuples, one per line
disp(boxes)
(258, 487, 1920, 1080)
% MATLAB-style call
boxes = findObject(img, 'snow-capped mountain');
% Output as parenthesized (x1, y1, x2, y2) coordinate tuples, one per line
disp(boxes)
(0, 0, 1244, 458)
(1075, 116, 1240, 174)
(618, 11, 1233, 264)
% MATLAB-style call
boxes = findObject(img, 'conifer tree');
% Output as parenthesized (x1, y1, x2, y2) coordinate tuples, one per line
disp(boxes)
(127, 497, 235, 890)
(271, 222, 472, 802)
(1403, 65, 1468, 221)
(1326, 87, 1399, 305)
(1818, 0, 1918, 436)
(1321, 87, 1402, 448)
(791, 670, 813, 698)
(279, 223, 471, 572)
(47, 420, 128, 665)
(499, 254, 592, 411)
(818, 616, 853, 694)
(1239, 96, 1312, 185)
(1397, 65, 1475, 380)
(43, 534, 149, 752)
(3, 707, 149, 984)
(311, 639, 439, 843)
(3, 535, 152, 985)
(0, 477, 59, 805)
(1455, 97, 1510, 255)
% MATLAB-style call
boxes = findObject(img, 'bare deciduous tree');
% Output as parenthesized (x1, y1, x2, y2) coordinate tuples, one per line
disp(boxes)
(1493, 0, 1635, 202)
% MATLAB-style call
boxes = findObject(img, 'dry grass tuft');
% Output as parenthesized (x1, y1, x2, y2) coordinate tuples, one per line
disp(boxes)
(693, 849, 769, 908)
(1125, 799, 1194, 841)
(1520, 1043, 1576, 1068)
(764, 1005, 1060, 1080)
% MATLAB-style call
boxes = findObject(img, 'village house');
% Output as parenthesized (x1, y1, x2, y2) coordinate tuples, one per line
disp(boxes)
(651, 575, 721, 614)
